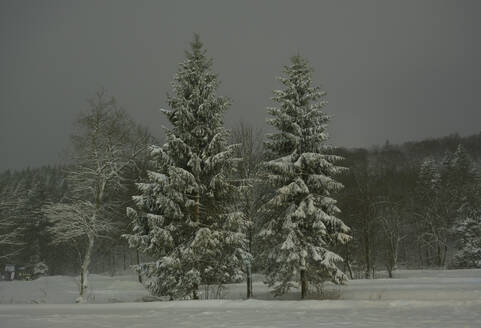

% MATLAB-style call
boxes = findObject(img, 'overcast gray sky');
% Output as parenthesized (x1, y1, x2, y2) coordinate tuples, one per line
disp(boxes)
(1, 0, 480, 171)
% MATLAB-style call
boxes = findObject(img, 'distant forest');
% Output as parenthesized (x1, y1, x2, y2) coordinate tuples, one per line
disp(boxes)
(2, 131, 480, 278)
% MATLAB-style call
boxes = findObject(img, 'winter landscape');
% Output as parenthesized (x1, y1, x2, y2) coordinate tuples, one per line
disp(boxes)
(1, 1, 481, 327)
(1, 269, 481, 327)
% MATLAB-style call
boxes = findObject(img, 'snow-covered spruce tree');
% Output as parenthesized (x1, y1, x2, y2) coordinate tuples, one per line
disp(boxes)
(442, 145, 479, 220)
(453, 211, 481, 268)
(124, 35, 247, 300)
(414, 158, 447, 267)
(258, 55, 351, 299)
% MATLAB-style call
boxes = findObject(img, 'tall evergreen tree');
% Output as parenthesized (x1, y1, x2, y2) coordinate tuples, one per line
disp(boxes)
(258, 56, 350, 298)
(413, 159, 444, 266)
(124, 35, 247, 300)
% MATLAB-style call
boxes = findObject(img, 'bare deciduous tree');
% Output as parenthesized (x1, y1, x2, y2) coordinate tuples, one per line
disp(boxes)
(42, 89, 152, 302)
(376, 200, 406, 278)
(42, 201, 115, 297)
(0, 197, 26, 260)
(231, 122, 263, 298)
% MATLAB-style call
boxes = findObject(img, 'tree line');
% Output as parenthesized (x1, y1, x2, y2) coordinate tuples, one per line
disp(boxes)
(337, 140, 481, 279)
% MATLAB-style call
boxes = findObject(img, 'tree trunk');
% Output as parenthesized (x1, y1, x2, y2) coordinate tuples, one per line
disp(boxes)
(300, 269, 307, 299)
(123, 246, 127, 271)
(111, 250, 117, 277)
(80, 235, 94, 299)
(363, 226, 371, 279)
(387, 240, 397, 278)
(386, 264, 393, 278)
(249, 271, 253, 298)
(246, 223, 253, 299)
(192, 192, 200, 300)
(80, 270, 86, 297)
(441, 245, 448, 267)
(193, 283, 199, 300)
(437, 244, 442, 267)
(246, 261, 252, 298)
(344, 246, 354, 280)
(136, 250, 142, 283)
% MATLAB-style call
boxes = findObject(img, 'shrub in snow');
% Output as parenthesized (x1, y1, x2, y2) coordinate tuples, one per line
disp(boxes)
(33, 262, 48, 278)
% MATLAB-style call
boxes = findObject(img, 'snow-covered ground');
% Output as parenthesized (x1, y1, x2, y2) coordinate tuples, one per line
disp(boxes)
(1, 269, 480, 327)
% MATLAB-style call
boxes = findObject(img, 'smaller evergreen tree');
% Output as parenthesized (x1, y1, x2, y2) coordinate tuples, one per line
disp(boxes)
(414, 158, 450, 267)
(453, 211, 481, 268)
(443, 145, 479, 219)
(258, 55, 350, 298)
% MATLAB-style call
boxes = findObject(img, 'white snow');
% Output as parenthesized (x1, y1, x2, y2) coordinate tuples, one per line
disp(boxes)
(1, 269, 480, 327)
(0, 274, 147, 305)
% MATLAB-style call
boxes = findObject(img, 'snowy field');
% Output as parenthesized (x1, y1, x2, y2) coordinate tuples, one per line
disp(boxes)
(1, 269, 480, 327)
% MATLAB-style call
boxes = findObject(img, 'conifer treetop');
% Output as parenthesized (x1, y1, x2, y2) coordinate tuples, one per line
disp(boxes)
(163, 34, 229, 155)
(265, 55, 334, 160)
